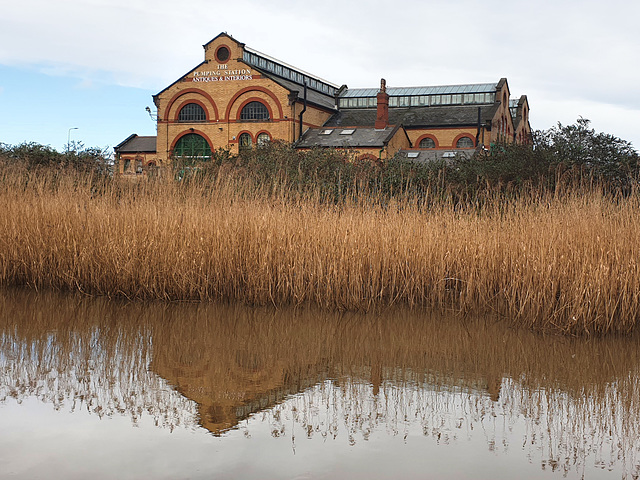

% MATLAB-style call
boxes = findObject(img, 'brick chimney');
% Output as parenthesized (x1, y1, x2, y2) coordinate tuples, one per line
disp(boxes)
(375, 78, 389, 130)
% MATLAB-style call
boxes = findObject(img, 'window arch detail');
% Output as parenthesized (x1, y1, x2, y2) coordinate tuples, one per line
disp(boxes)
(165, 89, 219, 122)
(238, 132, 253, 151)
(240, 101, 270, 121)
(178, 103, 207, 122)
(418, 136, 437, 149)
(455, 136, 475, 149)
(173, 133, 212, 159)
(256, 132, 271, 146)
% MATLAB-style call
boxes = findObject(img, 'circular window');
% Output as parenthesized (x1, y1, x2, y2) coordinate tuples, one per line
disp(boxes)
(216, 46, 230, 63)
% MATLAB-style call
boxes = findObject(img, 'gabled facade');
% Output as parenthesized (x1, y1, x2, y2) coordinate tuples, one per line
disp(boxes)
(115, 33, 532, 171)
(151, 33, 338, 166)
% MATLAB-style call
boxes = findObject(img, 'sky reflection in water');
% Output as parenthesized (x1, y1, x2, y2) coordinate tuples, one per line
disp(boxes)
(1, 288, 639, 479)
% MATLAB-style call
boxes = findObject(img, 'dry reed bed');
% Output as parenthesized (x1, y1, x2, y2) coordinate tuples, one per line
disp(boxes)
(1, 167, 640, 335)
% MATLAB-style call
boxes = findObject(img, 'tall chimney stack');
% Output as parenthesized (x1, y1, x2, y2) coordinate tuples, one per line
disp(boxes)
(375, 78, 389, 130)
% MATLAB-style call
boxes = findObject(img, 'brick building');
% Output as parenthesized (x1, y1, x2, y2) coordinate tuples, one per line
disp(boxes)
(115, 32, 531, 173)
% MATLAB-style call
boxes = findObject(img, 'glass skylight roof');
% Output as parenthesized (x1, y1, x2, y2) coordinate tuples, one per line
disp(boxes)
(339, 83, 498, 98)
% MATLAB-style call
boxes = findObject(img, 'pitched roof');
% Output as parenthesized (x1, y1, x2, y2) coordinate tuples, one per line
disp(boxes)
(296, 126, 400, 149)
(339, 83, 499, 98)
(255, 70, 337, 111)
(397, 149, 475, 163)
(325, 104, 500, 129)
(114, 135, 157, 153)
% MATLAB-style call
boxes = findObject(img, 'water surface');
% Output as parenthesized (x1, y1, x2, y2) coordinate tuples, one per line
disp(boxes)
(1, 288, 639, 479)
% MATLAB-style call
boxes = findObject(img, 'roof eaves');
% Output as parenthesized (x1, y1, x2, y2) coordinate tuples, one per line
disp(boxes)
(113, 133, 138, 152)
(243, 45, 340, 89)
(382, 124, 403, 145)
(256, 69, 337, 112)
(203, 32, 244, 49)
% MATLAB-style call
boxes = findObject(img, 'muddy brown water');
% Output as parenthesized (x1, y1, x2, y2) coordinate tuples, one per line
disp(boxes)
(1, 287, 639, 479)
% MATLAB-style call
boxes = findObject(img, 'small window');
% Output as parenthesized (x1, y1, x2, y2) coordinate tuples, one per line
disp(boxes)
(319, 129, 333, 135)
(240, 101, 269, 121)
(456, 136, 474, 149)
(239, 133, 252, 151)
(340, 129, 355, 135)
(178, 103, 206, 122)
(407, 152, 419, 158)
(257, 132, 270, 146)
(419, 138, 436, 149)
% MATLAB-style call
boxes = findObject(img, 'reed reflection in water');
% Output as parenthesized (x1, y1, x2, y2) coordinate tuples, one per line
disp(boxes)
(1, 287, 639, 479)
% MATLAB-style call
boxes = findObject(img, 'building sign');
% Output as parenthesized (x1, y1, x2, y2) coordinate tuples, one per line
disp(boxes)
(192, 64, 253, 83)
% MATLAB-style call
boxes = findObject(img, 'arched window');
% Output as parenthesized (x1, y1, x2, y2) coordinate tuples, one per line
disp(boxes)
(456, 136, 475, 149)
(256, 132, 270, 146)
(419, 137, 436, 149)
(173, 133, 211, 159)
(178, 103, 206, 122)
(240, 101, 269, 121)
(239, 133, 252, 151)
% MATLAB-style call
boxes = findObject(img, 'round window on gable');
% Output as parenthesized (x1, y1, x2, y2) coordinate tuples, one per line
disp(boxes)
(216, 46, 230, 63)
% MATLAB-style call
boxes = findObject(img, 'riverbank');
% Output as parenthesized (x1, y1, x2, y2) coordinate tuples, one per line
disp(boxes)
(1, 162, 639, 335)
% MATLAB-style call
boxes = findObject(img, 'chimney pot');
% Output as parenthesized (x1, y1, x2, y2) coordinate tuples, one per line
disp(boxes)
(375, 78, 389, 130)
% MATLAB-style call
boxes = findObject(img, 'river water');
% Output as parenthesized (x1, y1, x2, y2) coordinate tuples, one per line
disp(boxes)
(1, 288, 639, 479)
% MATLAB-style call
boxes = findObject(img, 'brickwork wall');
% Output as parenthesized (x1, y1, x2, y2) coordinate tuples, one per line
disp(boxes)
(155, 34, 334, 160)
(406, 127, 477, 149)
(383, 129, 411, 158)
(117, 153, 160, 175)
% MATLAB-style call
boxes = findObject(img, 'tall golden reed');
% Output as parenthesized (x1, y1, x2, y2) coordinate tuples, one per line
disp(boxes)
(1, 163, 639, 335)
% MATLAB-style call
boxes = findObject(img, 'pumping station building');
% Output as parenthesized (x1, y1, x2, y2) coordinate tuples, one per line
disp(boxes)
(114, 32, 532, 175)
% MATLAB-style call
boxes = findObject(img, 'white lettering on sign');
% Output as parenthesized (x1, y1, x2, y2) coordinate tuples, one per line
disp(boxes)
(192, 65, 253, 83)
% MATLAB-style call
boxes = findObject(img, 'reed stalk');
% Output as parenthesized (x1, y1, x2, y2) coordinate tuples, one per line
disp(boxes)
(1, 162, 639, 335)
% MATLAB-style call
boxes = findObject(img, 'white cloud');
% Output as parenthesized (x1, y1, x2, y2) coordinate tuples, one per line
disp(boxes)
(1, 0, 638, 147)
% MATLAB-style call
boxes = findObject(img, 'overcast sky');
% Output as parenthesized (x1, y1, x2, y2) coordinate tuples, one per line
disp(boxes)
(1, 0, 638, 152)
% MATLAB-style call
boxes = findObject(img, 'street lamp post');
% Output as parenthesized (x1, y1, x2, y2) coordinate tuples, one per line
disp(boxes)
(67, 127, 79, 153)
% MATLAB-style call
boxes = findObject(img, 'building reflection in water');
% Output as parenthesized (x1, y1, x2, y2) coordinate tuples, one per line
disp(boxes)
(1, 288, 639, 477)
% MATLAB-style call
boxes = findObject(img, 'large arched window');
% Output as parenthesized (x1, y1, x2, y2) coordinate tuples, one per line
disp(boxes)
(173, 133, 211, 159)
(178, 103, 206, 122)
(240, 101, 269, 121)
(456, 136, 475, 149)
(419, 137, 436, 149)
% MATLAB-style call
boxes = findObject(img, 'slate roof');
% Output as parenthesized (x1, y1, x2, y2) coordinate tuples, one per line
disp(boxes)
(396, 149, 475, 164)
(325, 104, 500, 129)
(114, 134, 157, 153)
(296, 126, 399, 149)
